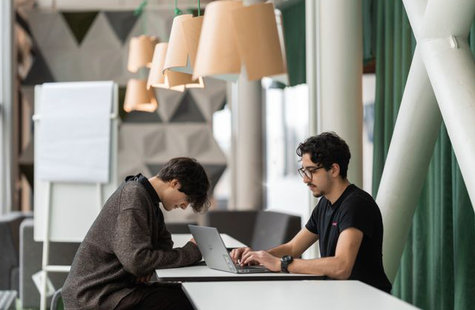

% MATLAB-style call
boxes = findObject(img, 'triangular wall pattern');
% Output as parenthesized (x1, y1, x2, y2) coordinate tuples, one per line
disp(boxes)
(62, 12, 99, 45)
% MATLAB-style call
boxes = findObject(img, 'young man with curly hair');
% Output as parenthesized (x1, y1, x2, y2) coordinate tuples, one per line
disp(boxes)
(63, 157, 210, 310)
(231, 132, 392, 292)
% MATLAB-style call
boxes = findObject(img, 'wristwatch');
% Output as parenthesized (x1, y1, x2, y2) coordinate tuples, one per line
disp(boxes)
(281, 255, 294, 273)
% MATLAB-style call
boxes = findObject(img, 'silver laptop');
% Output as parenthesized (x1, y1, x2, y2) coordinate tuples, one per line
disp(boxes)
(188, 225, 272, 274)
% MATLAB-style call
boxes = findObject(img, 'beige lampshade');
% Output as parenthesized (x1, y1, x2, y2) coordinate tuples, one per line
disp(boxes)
(164, 15, 204, 74)
(148, 42, 203, 92)
(166, 70, 204, 90)
(231, 3, 286, 81)
(164, 14, 193, 73)
(271, 8, 289, 85)
(127, 35, 159, 73)
(124, 79, 158, 113)
(193, 0, 243, 81)
(147, 43, 169, 89)
(182, 16, 204, 69)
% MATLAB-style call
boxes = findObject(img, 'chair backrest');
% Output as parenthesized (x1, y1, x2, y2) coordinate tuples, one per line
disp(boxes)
(20, 219, 80, 308)
(203, 210, 258, 247)
(251, 211, 301, 250)
(50, 288, 63, 310)
(166, 222, 198, 234)
(0, 212, 32, 290)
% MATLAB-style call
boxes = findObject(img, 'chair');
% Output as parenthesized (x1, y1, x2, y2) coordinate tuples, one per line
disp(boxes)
(166, 222, 198, 234)
(0, 212, 32, 291)
(50, 288, 63, 310)
(251, 211, 301, 250)
(0, 290, 16, 310)
(203, 210, 258, 246)
(19, 219, 80, 308)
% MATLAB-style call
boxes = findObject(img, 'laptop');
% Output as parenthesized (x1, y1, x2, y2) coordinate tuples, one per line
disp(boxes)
(188, 225, 272, 274)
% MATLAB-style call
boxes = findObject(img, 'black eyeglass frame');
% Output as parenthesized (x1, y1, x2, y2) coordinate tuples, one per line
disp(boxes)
(297, 166, 324, 179)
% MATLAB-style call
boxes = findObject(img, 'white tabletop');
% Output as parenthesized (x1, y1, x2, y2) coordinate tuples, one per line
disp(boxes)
(182, 280, 419, 310)
(156, 265, 323, 282)
(171, 233, 246, 249)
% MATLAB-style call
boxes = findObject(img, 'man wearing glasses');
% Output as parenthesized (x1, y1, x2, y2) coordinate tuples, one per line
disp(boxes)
(231, 132, 392, 293)
(63, 157, 210, 310)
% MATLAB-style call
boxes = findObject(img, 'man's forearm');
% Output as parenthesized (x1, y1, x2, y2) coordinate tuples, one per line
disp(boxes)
(267, 243, 294, 258)
(287, 256, 351, 279)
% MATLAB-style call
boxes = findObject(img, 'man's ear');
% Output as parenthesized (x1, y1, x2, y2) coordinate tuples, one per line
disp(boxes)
(170, 179, 181, 189)
(331, 163, 341, 177)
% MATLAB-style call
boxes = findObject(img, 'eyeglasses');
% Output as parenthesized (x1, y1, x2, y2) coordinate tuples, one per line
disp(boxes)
(297, 166, 324, 179)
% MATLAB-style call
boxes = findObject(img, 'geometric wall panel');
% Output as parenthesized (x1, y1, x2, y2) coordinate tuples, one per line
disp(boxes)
(23, 46, 55, 85)
(123, 110, 162, 123)
(190, 78, 227, 121)
(169, 91, 206, 123)
(25, 8, 228, 207)
(61, 12, 99, 45)
(104, 11, 139, 44)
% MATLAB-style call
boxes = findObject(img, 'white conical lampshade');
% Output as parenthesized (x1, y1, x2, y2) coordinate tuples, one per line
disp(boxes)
(124, 79, 158, 112)
(127, 35, 159, 73)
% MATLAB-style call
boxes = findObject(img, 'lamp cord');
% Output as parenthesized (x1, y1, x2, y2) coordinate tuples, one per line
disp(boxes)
(174, 0, 182, 16)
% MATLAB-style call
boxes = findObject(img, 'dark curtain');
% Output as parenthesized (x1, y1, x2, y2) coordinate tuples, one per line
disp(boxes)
(372, 0, 475, 309)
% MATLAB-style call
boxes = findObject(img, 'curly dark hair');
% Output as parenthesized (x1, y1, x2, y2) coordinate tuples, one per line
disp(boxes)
(157, 157, 210, 212)
(296, 132, 351, 179)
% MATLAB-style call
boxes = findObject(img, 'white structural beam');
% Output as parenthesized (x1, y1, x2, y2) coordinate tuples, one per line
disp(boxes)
(0, 0, 13, 215)
(231, 0, 265, 210)
(378, 0, 475, 281)
(377, 48, 441, 281)
(419, 0, 475, 211)
(317, 0, 363, 187)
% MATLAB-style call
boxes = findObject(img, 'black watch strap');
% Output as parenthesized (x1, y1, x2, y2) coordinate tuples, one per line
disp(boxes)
(281, 255, 294, 273)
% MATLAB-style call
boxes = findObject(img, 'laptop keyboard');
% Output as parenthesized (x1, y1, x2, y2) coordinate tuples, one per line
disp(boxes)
(235, 264, 271, 273)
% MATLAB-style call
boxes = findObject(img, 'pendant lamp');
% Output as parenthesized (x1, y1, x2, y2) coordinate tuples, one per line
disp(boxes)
(193, 1, 286, 82)
(230, 2, 286, 81)
(124, 79, 158, 112)
(147, 43, 204, 92)
(193, 0, 243, 81)
(269, 8, 289, 85)
(127, 35, 159, 73)
(164, 14, 205, 89)
(147, 43, 169, 89)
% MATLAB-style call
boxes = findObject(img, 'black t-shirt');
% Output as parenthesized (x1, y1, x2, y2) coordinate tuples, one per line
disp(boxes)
(305, 184, 392, 292)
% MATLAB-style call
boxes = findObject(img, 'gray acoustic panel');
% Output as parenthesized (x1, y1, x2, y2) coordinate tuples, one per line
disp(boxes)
(26, 9, 229, 205)
(61, 12, 99, 45)
(104, 11, 139, 44)
(80, 13, 123, 81)
(23, 46, 55, 85)
(203, 164, 227, 192)
(169, 91, 206, 123)
(143, 129, 167, 158)
(146, 164, 165, 177)
(189, 78, 227, 121)
(156, 89, 185, 122)
(123, 111, 162, 123)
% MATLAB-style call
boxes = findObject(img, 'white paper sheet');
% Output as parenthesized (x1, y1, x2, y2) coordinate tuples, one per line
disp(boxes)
(37, 81, 113, 183)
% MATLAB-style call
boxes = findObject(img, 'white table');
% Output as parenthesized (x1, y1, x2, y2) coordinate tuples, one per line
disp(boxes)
(156, 265, 323, 282)
(171, 233, 246, 249)
(161, 234, 322, 281)
(182, 280, 419, 310)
